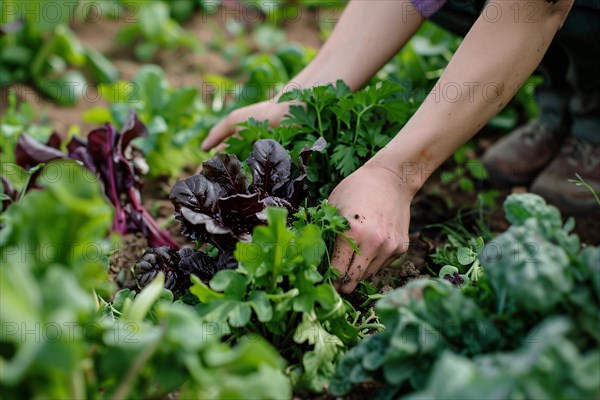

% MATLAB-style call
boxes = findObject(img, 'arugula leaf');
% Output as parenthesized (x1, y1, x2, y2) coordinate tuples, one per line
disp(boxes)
(188, 207, 360, 393)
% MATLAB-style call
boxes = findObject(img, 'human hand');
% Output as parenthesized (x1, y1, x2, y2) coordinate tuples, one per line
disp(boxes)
(328, 164, 413, 293)
(201, 100, 291, 151)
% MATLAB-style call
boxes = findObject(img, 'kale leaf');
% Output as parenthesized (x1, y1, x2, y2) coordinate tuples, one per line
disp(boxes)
(331, 194, 600, 399)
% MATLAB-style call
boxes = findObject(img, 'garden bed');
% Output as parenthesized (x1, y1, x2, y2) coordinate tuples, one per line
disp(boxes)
(1, 2, 598, 399)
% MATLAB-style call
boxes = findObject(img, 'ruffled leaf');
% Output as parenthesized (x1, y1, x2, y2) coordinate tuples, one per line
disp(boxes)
(201, 153, 249, 194)
(246, 139, 291, 194)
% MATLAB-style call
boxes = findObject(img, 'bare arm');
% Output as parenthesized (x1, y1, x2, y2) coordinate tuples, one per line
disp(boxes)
(281, 0, 424, 92)
(330, 0, 574, 293)
(202, 0, 424, 150)
(371, 0, 574, 194)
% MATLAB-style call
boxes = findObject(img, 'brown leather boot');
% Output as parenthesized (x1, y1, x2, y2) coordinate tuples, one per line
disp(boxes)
(482, 120, 567, 186)
(531, 137, 600, 215)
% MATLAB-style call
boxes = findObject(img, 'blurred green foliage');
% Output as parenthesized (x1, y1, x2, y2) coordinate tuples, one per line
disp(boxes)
(0, 161, 291, 399)
(84, 65, 215, 177)
(0, 0, 119, 105)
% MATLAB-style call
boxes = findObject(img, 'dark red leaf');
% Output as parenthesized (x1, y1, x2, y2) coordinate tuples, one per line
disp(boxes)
(246, 139, 291, 194)
(201, 153, 249, 195)
(14, 113, 178, 249)
(46, 132, 63, 149)
(218, 192, 264, 227)
(16, 134, 66, 169)
(170, 174, 225, 214)
(118, 110, 148, 153)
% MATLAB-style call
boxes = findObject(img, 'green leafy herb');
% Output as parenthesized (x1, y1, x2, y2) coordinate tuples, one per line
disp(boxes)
(0, 5, 118, 105)
(115, 1, 200, 61)
(189, 207, 360, 393)
(226, 80, 409, 199)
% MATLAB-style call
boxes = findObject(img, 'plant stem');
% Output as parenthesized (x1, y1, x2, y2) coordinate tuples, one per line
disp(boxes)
(569, 174, 600, 206)
(70, 370, 86, 400)
(353, 110, 362, 146)
(353, 106, 373, 146)
(316, 105, 325, 138)
(497, 288, 507, 315)
(358, 323, 386, 336)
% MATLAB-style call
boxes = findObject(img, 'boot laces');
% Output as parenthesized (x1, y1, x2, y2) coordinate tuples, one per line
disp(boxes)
(564, 138, 598, 168)
(522, 121, 549, 144)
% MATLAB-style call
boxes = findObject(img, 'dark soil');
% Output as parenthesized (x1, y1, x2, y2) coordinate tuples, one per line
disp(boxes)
(109, 233, 147, 290)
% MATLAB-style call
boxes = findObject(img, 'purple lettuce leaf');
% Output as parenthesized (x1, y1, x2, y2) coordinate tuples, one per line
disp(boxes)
(169, 174, 225, 213)
(67, 136, 98, 174)
(45, 132, 63, 149)
(169, 138, 326, 253)
(280, 136, 327, 207)
(169, 154, 247, 249)
(135, 246, 238, 293)
(12, 110, 177, 248)
(178, 248, 237, 283)
(118, 112, 147, 152)
(246, 139, 291, 195)
(16, 133, 66, 169)
(135, 246, 182, 292)
(140, 137, 328, 292)
(87, 123, 127, 231)
(217, 192, 264, 238)
(201, 153, 249, 194)
(170, 174, 228, 244)
(169, 175, 262, 250)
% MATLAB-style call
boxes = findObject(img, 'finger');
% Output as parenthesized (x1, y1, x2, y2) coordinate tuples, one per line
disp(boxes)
(363, 252, 391, 281)
(363, 252, 402, 285)
(201, 117, 232, 151)
(330, 234, 357, 291)
(215, 142, 226, 153)
(339, 247, 378, 294)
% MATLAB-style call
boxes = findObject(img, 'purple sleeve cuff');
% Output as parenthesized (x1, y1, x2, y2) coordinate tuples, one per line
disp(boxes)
(412, 0, 447, 18)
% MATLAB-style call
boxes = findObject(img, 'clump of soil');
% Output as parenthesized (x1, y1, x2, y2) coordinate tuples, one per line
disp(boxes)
(371, 231, 433, 291)
(107, 178, 189, 291)
(109, 233, 148, 290)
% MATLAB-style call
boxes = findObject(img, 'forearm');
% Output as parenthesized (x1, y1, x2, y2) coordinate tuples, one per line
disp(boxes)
(370, 0, 573, 194)
(277, 0, 423, 97)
